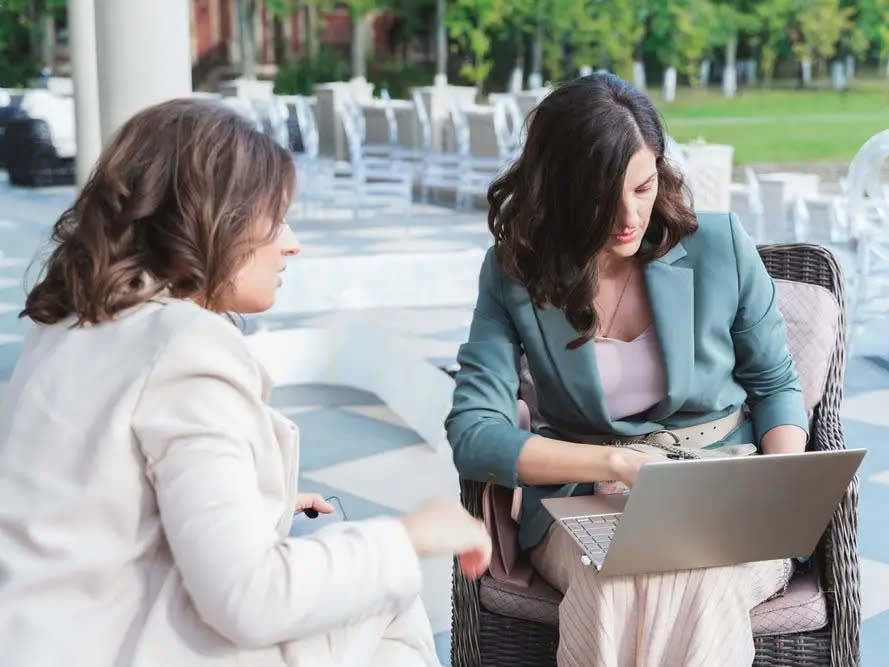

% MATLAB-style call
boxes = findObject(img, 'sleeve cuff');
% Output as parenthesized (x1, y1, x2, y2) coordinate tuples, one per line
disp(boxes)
(751, 390, 810, 444)
(361, 517, 423, 602)
(451, 420, 532, 488)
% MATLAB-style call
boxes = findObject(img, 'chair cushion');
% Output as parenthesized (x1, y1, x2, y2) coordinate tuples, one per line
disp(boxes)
(750, 568, 828, 636)
(478, 568, 827, 637)
(479, 573, 561, 626)
(775, 279, 839, 414)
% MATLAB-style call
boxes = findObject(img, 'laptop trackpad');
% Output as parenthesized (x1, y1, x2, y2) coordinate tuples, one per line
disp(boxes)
(542, 493, 628, 520)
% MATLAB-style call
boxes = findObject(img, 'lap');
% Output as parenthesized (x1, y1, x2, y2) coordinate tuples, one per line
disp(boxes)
(530, 522, 791, 609)
(282, 595, 437, 667)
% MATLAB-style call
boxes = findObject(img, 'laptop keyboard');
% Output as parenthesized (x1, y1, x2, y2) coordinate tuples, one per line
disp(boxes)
(562, 513, 621, 562)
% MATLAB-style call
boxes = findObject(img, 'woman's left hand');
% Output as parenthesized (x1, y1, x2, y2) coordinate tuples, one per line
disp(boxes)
(294, 493, 334, 514)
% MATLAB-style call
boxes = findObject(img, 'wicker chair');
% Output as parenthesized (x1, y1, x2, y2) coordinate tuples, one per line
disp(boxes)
(451, 243, 859, 667)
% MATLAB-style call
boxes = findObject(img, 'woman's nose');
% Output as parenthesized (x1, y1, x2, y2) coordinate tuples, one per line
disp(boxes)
(279, 223, 301, 256)
(618, 196, 639, 227)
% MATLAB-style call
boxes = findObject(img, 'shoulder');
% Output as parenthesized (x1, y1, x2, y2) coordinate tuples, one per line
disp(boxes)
(677, 211, 749, 265)
(142, 299, 261, 393)
(148, 299, 244, 348)
(480, 246, 501, 283)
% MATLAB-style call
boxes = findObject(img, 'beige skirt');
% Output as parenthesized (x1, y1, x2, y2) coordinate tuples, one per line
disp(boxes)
(530, 411, 794, 667)
(531, 526, 792, 667)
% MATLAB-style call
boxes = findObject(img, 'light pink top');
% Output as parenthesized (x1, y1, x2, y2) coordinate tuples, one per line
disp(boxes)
(594, 326, 668, 420)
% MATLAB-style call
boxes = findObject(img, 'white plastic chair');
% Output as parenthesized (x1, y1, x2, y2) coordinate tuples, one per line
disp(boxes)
(729, 168, 766, 242)
(219, 97, 264, 132)
(413, 89, 462, 205)
(449, 98, 506, 211)
(844, 129, 889, 355)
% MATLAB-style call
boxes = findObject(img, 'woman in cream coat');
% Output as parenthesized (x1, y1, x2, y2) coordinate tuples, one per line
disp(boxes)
(0, 99, 490, 667)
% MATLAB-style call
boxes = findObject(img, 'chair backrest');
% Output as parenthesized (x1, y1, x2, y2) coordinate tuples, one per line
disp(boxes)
(491, 96, 521, 160)
(340, 95, 366, 145)
(448, 97, 471, 157)
(846, 128, 889, 237)
(411, 89, 432, 150)
(664, 135, 689, 181)
(379, 88, 398, 147)
(337, 101, 363, 168)
(219, 97, 263, 132)
(757, 244, 846, 425)
(775, 278, 839, 414)
(291, 96, 319, 158)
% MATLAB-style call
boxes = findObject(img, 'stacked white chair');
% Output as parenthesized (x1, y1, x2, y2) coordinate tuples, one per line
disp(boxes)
(413, 89, 462, 205)
(450, 98, 507, 211)
(729, 167, 766, 243)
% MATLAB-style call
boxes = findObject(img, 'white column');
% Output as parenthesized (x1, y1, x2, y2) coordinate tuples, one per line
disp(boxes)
(41, 13, 56, 69)
(67, 0, 102, 188)
(434, 0, 447, 87)
(94, 0, 192, 142)
(663, 66, 677, 103)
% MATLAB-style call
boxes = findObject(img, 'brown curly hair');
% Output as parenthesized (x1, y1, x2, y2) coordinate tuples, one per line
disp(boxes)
(21, 97, 295, 325)
(487, 73, 697, 349)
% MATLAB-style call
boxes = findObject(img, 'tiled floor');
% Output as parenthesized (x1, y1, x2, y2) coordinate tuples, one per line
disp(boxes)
(2, 175, 889, 665)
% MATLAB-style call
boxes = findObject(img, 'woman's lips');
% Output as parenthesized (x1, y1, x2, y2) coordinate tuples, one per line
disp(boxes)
(612, 228, 639, 244)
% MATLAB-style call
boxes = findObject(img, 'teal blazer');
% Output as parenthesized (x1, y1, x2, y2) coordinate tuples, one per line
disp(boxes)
(446, 212, 809, 549)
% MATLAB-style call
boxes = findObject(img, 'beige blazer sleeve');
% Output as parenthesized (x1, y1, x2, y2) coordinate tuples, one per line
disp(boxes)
(132, 314, 422, 649)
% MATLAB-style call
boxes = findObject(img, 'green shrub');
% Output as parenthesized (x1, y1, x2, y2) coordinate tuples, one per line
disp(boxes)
(274, 50, 350, 95)
(366, 57, 433, 99)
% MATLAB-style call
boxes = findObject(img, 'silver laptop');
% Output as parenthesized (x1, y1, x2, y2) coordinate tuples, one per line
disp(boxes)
(541, 449, 865, 577)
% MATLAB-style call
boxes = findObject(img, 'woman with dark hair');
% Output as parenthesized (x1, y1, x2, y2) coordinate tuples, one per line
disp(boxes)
(447, 73, 808, 665)
(0, 98, 490, 666)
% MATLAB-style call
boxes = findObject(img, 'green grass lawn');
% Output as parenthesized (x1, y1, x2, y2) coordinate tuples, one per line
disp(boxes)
(652, 80, 889, 164)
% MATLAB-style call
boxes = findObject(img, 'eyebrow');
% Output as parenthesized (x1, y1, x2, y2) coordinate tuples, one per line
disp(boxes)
(637, 172, 658, 187)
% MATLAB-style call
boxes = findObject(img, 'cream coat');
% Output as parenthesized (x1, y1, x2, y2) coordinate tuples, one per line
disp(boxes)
(0, 298, 436, 666)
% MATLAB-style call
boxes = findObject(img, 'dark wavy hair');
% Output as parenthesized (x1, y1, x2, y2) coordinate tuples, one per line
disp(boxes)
(21, 97, 295, 325)
(487, 73, 697, 349)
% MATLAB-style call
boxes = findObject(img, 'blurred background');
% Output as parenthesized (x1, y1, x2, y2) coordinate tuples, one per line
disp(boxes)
(1, 1, 889, 665)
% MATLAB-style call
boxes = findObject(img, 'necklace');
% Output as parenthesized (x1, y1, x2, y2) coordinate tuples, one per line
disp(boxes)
(602, 262, 634, 339)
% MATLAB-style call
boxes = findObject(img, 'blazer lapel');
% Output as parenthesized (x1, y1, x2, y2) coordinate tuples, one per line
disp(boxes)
(643, 242, 695, 422)
(531, 303, 612, 429)
(531, 240, 695, 432)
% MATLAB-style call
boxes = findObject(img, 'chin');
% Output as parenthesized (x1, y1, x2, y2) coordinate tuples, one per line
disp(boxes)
(606, 242, 643, 260)
(233, 296, 276, 314)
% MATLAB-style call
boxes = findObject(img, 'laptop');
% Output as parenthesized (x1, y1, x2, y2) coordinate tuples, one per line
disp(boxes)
(541, 449, 865, 577)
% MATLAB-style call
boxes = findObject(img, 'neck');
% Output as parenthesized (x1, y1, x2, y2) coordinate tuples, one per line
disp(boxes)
(597, 254, 635, 280)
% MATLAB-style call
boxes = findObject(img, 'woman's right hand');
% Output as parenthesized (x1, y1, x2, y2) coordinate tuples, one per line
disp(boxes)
(608, 448, 666, 487)
(401, 499, 492, 579)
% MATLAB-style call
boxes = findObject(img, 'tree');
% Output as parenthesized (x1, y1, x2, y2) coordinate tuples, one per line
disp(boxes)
(446, 0, 506, 89)
(648, 0, 715, 87)
(751, 0, 794, 84)
(0, 0, 65, 86)
(792, 0, 855, 79)
(494, 0, 537, 88)
(342, 0, 384, 79)
(585, 0, 646, 79)
(536, 0, 638, 81)
(541, 0, 642, 79)
(708, 0, 758, 96)
(850, 0, 889, 63)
